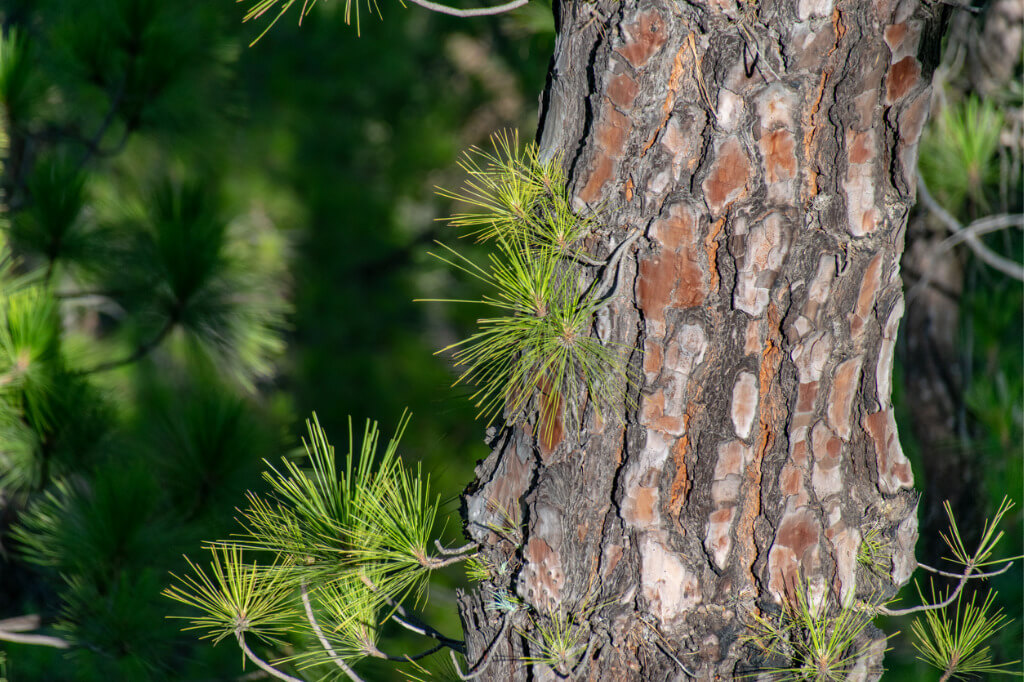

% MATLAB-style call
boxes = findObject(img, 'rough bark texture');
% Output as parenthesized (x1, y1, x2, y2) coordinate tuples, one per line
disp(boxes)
(457, 1, 943, 678)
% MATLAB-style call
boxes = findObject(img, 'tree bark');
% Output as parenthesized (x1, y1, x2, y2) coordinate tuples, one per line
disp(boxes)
(458, 1, 944, 678)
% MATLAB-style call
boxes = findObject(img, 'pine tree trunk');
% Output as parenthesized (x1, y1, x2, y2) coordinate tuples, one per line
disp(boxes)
(458, 1, 944, 678)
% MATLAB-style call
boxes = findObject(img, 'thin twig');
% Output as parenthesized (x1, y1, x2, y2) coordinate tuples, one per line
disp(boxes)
(0, 628, 71, 649)
(402, 0, 527, 17)
(77, 315, 176, 375)
(236, 632, 305, 682)
(569, 637, 597, 679)
(421, 553, 476, 569)
(358, 574, 465, 653)
(300, 582, 367, 682)
(451, 615, 508, 680)
(937, 213, 1024, 251)
(917, 561, 1015, 580)
(589, 227, 643, 309)
(435, 539, 479, 556)
(876, 561, 1013, 616)
(917, 172, 1024, 281)
(641, 619, 695, 677)
(368, 641, 446, 662)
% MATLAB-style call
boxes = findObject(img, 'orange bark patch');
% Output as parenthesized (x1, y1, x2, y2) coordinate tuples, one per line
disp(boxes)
(668, 410, 694, 514)
(607, 73, 640, 110)
(703, 137, 751, 215)
(850, 253, 883, 341)
(637, 249, 705, 325)
(848, 130, 873, 164)
(641, 44, 688, 157)
(796, 381, 819, 414)
(649, 202, 697, 251)
(760, 129, 797, 182)
(864, 409, 915, 493)
(639, 389, 684, 435)
(705, 215, 726, 293)
(776, 508, 820, 559)
(779, 463, 804, 496)
(615, 10, 668, 69)
(670, 442, 690, 508)
(538, 380, 565, 458)
(578, 106, 632, 204)
(579, 156, 614, 205)
(886, 56, 920, 103)
(884, 23, 907, 51)
(643, 338, 664, 376)
(827, 358, 862, 440)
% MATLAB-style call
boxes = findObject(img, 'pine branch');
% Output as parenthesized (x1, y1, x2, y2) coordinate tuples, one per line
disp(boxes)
(450, 615, 507, 680)
(877, 562, 1013, 617)
(300, 582, 367, 682)
(77, 316, 175, 375)
(401, 0, 528, 18)
(917, 172, 1024, 281)
(236, 632, 304, 682)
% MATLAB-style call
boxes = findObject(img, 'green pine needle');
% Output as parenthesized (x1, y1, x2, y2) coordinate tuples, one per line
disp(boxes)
(911, 585, 1022, 679)
(242, 0, 380, 44)
(426, 132, 635, 442)
(164, 544, 293, 646)
(746, 580, 880, 681)
(233, 412, 444, 610)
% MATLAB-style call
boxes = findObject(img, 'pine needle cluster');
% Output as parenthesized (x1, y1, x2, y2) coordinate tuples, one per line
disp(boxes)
(164, 414, 474, 673)
(425, 131, 635, 443)
(746, 581, 879, 681)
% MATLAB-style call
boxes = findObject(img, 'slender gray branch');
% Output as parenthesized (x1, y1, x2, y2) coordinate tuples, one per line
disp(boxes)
(421, 553, 476, 569)
(875, 561, 1013, 616)
(939, 214, 1024, 249)
(235, 632, 305, 682)
(917, 172, 1024, 281)
(451, 615, 508, 680)
(917, 561, 1015, 580)
(590, 227, 643, 311)
(0, 628, 71, 649)
(358, 574, 466, 653)
(77, 316, 176, 375)
(435, 539, 479, 556)
(402, 0, 527, 17)
(300, 582, 366, 682)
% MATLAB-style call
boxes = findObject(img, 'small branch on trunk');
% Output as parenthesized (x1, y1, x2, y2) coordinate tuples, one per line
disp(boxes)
(590, 227, 643, 311)
(435, 539, 479, 555)
(366, 641, 446, 662)
(420, 552, 476, 569)
(641, 618, 695, 677)
(300, 582, 366, 682)
(358, 574, 466, 653)
(450, 615, 508, 680)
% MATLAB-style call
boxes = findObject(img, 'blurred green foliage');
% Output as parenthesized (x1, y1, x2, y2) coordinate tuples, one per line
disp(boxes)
(0, 0, 552, 679)
(0, 0, 1018, 680)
